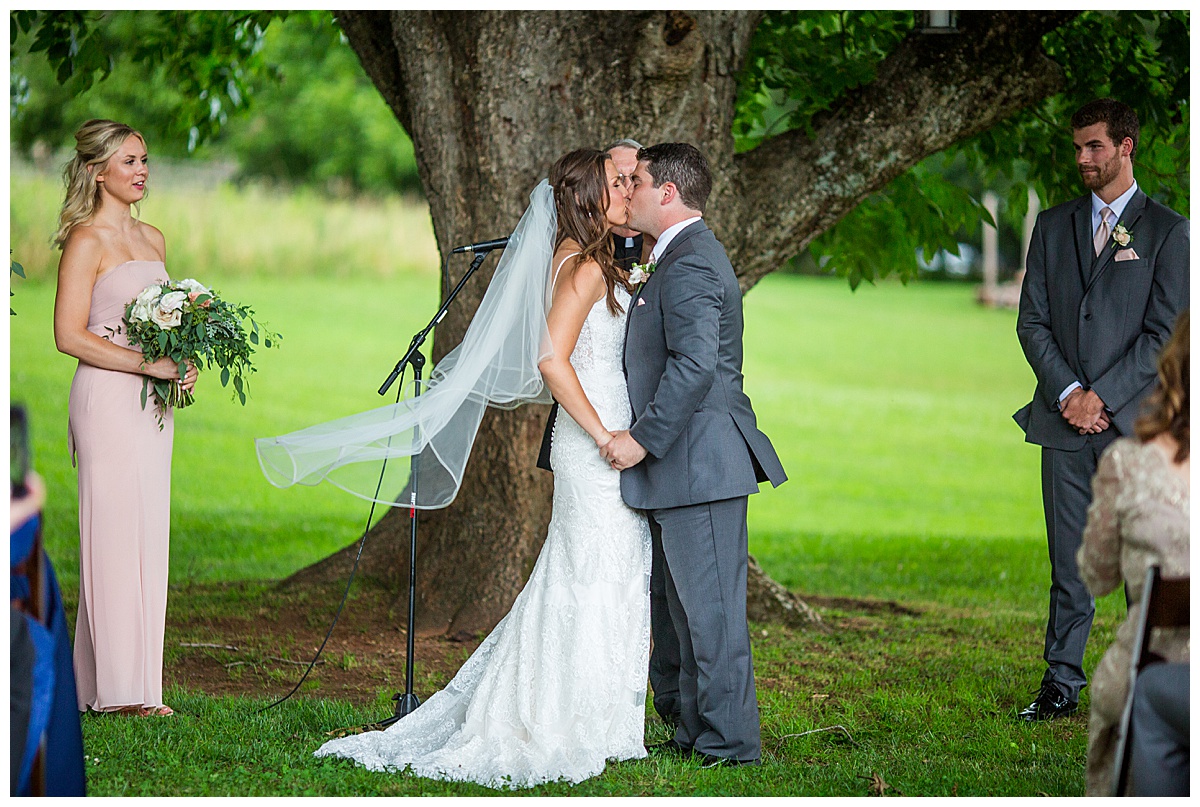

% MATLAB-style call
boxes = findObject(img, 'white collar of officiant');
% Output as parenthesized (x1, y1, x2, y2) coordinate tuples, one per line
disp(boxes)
(649, 216, 702, 264)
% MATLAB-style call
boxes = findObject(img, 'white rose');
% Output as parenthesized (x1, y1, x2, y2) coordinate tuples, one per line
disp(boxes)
(158, 291, 188, 312)
(176, 278, 210, 296)
(150, 305, 182, 329)
(134, 285, 163, 308)
(628, 267, 648, 285)
(130, 301, 152, 323)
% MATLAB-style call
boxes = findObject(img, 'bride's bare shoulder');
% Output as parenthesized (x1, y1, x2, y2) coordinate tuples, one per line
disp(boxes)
(551, 244, 602, 299)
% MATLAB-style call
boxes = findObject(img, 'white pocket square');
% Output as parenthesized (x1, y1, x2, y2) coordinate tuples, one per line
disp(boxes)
(1115, 248, 1140, 261)
(637, 298, 646, 306)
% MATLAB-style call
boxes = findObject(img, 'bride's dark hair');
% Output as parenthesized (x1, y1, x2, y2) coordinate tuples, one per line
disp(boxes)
(549, 148, 627, 315)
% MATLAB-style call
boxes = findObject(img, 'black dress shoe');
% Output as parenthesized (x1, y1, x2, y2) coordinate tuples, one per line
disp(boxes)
(1017, 681, 1078, 722)
(646, 738, 693, 758)
(699, 753, 761, 769)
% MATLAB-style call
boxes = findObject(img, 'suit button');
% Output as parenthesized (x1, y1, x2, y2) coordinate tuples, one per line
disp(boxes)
(1083, 312, 1092, 321)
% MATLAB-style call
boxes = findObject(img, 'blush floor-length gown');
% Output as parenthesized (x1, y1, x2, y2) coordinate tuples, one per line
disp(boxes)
(69, 260, 175, 712)
(315, 281, 652, 789)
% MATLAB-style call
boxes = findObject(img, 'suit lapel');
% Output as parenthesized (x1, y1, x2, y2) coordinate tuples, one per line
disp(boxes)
(623, 221, 708, 342)
(1073, 198, 1093, 288)
(657, 221, 708, 267)
(1086, 190, 1147, 294)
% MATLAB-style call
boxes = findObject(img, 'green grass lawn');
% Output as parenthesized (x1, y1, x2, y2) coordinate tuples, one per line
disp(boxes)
(9, 173, 1121, 796)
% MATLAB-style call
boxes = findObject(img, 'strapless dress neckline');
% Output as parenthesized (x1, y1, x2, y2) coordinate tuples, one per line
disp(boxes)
(95, 260, 166, 286)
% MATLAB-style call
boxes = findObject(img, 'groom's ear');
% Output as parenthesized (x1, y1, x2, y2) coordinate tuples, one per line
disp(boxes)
(659, 182, 677, 206)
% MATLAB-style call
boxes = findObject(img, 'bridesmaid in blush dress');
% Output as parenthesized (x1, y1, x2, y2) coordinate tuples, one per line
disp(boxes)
(52, 120, 198, 717)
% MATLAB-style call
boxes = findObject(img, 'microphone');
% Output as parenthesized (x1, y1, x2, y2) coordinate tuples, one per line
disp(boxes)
(451, 236, 509, 254)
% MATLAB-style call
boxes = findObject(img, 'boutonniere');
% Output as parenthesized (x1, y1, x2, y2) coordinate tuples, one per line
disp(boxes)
(628, 261, 656, 285)
(1112, 223, 1133, 248)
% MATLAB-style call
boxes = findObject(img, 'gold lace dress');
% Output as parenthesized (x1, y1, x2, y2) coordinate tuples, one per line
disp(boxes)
(1076, 437, 1189, 796)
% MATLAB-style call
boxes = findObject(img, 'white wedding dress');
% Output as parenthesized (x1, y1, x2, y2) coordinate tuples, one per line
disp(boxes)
(315, 280, 652, 790)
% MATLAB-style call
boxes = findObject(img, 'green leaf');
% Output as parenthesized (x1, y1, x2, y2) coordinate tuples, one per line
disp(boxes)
(221, 367, 230, 387)
(140, 378, 149, 410)
(249, 330, 259, 345)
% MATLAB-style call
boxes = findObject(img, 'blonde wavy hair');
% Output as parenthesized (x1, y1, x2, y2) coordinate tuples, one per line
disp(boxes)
(54, 119, 145, 250)
(1135, 310, 1189, 462)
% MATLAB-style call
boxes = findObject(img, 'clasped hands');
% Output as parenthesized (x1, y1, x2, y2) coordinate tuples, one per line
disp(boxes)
(148, 357, 199, 393)
(597, 430, 647, 471)
(1061, 388, 1109, 435)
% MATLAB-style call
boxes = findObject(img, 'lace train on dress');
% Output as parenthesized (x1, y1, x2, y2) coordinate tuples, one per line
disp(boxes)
(315, 286, 651, 789)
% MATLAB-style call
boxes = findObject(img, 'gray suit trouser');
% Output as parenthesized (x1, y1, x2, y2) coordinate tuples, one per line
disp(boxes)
(650, 496, 760, 761)
(1040, 430, 1117, 699)
(1130, 662, 1190, 797)
(648, 518, 681, 723)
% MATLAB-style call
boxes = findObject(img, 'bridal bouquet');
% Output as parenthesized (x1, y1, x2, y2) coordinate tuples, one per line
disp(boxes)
(120, 278, 280, 425)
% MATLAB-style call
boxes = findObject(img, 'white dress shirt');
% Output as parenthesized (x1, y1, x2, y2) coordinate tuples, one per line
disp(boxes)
(649, 216, 703, 264)
(1091, 180, 1138, 234)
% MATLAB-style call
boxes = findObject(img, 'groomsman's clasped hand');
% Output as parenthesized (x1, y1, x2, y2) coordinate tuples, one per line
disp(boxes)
(1060, 388, 1110, 435)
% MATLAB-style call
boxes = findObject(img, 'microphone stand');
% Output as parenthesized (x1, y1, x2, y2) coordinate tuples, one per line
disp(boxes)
(375, 247, 494, 728)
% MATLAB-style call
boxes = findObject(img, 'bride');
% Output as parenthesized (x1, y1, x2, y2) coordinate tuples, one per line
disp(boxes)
(269, 150, 651, 788)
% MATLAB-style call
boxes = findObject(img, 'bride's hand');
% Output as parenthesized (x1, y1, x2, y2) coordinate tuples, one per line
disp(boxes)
(594, 431, 615, 449)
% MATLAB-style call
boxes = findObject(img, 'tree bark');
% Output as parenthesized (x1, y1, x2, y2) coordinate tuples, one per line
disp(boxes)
(291, 10, 1074, 635)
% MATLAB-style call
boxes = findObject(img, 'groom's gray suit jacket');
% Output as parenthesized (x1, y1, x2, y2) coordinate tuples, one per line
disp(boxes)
(622, 221, 786, 510)
(1014, 189, 1189, 446)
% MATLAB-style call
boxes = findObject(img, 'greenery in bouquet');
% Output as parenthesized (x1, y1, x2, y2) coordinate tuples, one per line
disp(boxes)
(119, 278, 280, 426)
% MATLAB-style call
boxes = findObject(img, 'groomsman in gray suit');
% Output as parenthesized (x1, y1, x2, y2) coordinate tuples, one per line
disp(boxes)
(602, 143, 787, 766)
(1014, 98, 1189, 721)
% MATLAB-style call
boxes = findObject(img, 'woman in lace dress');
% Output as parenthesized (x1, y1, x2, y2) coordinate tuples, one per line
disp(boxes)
(52, 120, 197, 716)
(1076, 310, 1189, 796)
(315, 149, 651, 789)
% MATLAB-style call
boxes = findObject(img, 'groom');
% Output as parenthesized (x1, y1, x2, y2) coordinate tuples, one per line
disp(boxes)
(601, 143, 786, 767)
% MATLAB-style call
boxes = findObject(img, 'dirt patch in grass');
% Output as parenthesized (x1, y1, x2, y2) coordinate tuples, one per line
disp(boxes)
(799, 594, 922, 616)
(162, 581, 906, 710)
(164, 581, 484, 710)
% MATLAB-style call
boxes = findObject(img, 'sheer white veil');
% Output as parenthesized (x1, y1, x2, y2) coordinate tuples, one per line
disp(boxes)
(255, 180, 557, 508)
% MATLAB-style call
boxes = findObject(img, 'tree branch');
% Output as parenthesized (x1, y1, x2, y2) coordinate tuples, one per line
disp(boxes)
(724, 11, 1079, 290)
(336, 11, 409, 133)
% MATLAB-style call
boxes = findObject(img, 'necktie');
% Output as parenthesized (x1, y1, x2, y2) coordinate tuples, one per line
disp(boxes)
(1094, 207, 1112, 257)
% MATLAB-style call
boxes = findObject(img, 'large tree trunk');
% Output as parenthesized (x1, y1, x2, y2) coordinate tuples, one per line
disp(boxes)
(289, 10, 1073, 636)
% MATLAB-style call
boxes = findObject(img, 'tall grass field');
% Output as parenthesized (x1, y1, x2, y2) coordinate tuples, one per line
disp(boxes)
(9, 164, 1122, 796)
